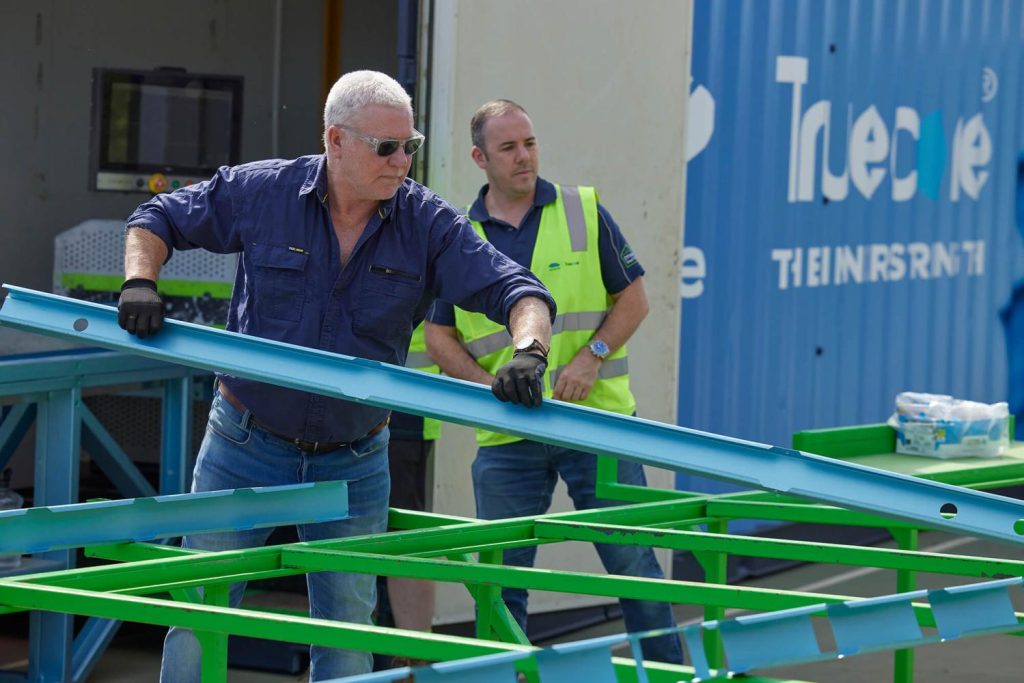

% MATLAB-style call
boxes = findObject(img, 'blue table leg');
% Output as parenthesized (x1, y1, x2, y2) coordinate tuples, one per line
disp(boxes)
(161, 376, 193, 495)
(28, 387, 81, 682)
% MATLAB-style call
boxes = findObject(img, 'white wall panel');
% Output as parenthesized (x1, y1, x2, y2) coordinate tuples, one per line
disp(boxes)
(427, 0, 692, 625)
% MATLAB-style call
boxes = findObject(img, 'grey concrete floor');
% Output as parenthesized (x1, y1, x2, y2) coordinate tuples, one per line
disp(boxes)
(2, 530, 1022, 681)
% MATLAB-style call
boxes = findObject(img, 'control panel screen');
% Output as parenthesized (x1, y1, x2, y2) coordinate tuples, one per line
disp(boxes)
(90, 67, 243, 193)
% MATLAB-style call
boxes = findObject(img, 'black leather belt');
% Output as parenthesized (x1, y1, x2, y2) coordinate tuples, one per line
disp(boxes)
(218, 384, 388, 454)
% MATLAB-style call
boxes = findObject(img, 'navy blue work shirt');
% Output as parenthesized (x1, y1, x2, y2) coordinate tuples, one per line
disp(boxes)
(126, 154, 554, 443)
(428, 177, 644, 327)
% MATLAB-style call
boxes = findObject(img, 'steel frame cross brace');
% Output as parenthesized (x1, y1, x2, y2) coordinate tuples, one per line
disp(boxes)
(0, 582, 533, 665)
(4, 285, 1024, 546)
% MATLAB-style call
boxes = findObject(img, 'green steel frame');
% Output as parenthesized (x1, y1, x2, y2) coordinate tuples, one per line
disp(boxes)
(1, 489, 1023, 681)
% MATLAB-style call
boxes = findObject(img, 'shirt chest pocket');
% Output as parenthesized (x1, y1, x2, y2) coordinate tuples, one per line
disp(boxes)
(249, 243, 309, 322)
(353, 265, 423, 346)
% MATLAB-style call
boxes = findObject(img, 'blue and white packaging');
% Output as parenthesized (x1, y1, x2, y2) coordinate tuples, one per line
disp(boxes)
(888, 392, 1009, 459)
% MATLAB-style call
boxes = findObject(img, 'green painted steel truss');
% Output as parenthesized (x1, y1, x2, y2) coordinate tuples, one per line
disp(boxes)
(2, 491, 1024, 681)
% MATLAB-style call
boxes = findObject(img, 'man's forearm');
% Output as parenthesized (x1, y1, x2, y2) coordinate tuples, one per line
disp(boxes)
(124, 227, 169, 281)
(424, 322, 493, 385)
(593, 277, 648, 352)
(507, 296, 552, 350)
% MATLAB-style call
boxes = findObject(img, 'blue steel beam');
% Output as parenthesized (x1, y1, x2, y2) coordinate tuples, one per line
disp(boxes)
(0, 481, 349, 555)
(4, 286, 1024, 545)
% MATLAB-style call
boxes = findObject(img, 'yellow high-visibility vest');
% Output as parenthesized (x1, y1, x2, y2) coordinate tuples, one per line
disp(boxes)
(454, 184, 634, 447)
(405, 321, 442, 440)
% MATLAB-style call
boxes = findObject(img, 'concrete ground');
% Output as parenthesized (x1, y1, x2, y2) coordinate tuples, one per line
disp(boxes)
(1, 530, 1022, 681)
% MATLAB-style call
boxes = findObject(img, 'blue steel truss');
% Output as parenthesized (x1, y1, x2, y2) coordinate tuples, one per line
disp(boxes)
(0, 345, 207, 681)
(4, 286, 1024, 546)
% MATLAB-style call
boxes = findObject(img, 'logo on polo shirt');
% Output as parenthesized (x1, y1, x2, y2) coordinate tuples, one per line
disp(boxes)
(620, 246, 638, 268)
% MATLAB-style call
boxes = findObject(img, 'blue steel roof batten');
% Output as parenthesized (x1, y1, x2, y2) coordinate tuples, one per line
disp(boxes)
(332, 577, 1024, 681)
(3, 285, 1024, 546)
(0, 481, 349, 555)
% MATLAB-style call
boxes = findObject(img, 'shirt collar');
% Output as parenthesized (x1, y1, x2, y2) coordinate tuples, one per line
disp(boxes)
(468, 177, 556, 224)
(299, 154, 330, 204)
(299, 154, 399, 220)
(377, 191, 397, 221)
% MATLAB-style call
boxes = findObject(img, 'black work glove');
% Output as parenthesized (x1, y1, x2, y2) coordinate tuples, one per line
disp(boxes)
(492, 351, 547, 408)
(117, 278, 164, 339)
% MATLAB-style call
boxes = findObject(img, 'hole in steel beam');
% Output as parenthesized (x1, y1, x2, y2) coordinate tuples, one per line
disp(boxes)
(939, 503, 958, 520)
(73, 318, 89, 332)
(1015, 519, 1024, 536)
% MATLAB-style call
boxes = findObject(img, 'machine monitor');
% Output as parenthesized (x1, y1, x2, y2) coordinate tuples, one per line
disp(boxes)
(89, 67, 243, 193)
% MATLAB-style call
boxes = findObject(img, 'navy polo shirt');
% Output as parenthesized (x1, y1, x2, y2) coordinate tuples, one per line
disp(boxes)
(427, 177, 644, 327)
(126, 154, 554, 443)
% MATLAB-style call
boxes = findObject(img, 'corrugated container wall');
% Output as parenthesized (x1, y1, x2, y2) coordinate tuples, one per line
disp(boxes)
(678, 0, 1024, 497)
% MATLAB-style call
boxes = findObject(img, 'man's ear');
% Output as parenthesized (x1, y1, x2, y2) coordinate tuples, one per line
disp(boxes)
(327, 126, 343, 152)
(470, 145, 488, 169)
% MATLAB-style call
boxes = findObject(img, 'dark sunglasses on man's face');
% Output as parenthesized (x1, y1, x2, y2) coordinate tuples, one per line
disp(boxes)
(340, 125, 425, 157)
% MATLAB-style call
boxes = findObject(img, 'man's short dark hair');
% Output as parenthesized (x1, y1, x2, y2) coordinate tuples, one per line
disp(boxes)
(470, 99, 529, 151)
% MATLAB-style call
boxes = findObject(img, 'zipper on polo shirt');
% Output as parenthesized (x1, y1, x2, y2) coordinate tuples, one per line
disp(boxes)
(369, 264, 421, 282)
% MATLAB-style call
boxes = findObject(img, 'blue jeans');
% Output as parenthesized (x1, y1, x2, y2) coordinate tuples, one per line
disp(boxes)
(472, 440, 683, 664)
(160, 392, 390, 682)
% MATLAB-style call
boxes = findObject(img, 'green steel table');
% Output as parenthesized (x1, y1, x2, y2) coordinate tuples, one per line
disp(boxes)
(793, 422, 1024, 683)
(794, 422, 1024, 491)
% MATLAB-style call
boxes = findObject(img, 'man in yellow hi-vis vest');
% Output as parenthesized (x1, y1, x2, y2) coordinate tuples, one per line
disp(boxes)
(424, 100, 682, 663)
(375, 321, 441, 670)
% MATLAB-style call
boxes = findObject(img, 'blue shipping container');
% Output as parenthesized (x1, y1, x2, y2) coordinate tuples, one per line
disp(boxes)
(678, 0, 1024, 502)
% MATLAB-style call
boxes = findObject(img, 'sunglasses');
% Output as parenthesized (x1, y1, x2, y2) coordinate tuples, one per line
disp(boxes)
(340, 125, 425, 157)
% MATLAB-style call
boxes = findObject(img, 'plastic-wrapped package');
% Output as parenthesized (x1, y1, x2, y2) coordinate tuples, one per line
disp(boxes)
(887, 392, 1009, 458)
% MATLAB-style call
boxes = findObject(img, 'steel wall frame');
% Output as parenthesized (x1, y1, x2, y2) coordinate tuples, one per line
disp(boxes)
(0, 348, 207, 681)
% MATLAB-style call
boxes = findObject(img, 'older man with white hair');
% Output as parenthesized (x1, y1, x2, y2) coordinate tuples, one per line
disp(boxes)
(118, 71, 555, 681)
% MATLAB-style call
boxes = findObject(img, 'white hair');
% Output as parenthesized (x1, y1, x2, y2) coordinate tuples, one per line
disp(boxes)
(322, 71, 412, 145)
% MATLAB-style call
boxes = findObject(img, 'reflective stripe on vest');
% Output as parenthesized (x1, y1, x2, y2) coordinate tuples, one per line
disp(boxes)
(406, 321, 442, 441)
(560, 185, 589, 252)
(406, 350, 435, 369)
(455, 184, 635, 447)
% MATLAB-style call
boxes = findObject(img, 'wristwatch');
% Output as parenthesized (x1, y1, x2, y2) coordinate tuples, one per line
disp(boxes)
(513, 336, 548, 358)
(587, 339, 611, 359)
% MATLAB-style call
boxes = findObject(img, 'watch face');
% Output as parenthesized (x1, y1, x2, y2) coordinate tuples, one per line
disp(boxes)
(590, 340, 610, 358)
(515, 336, 536, 351)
